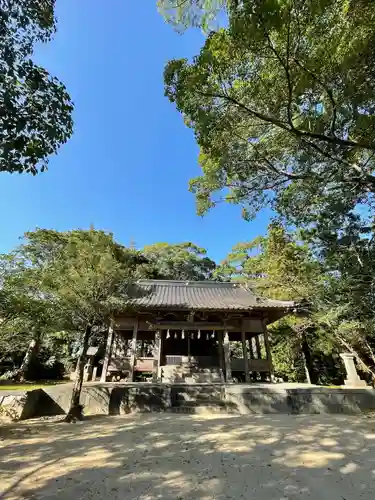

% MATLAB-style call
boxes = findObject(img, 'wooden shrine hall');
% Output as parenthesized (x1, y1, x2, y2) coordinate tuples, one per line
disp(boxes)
(100, 280, 295, 383)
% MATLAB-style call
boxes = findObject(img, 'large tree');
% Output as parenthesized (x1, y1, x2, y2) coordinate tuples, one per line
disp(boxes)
(0, 0, 73, 174)
(219, 221, 375, 383)
(218, 222, 333, 383)
(0, 271, 58, 381)
(5, 229, 153, 420)
(142, 242, 218, 281)
(163, 0, 375, 233)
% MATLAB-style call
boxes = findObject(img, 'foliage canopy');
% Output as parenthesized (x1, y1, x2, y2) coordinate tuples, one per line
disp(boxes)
(0, 0, 73, 174)
(163, 0, 375, 232)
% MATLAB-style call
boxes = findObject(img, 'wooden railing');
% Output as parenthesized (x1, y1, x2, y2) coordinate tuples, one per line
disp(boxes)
(108, 357, 154, 372)
(164, 355, 216, 367)
(231, 358, 270, 372)
(248, 359, 270, 372)
(135, 357, 154, 372)
(108, 356, 270, 374)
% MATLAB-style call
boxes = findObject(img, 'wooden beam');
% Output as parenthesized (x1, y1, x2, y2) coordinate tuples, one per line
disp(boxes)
(241, 323, 250, 383)
(255, 335, 262, 359)
(152, 330, 162, 382)
(149, 322, 235, 331)
(129, 318, 139, 382)
(217, 331, 225, 382)
(100, 321, 114, 382)
(187, 332, 191, 361)
(223, 330, 232, 382)
(262, 318, 274, 381)
(248, 337, 254, 359)
(248, 337, 257, 381)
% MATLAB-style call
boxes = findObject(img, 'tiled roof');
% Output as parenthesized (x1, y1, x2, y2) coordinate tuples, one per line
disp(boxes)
(129, 280, 294, 312)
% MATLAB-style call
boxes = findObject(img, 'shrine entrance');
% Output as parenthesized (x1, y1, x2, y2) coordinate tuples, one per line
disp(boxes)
(97, 279, 295, 384)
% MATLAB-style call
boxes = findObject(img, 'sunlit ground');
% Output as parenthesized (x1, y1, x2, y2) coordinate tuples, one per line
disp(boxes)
(1, 413, 375, 499)
(0, 381, 68, 391)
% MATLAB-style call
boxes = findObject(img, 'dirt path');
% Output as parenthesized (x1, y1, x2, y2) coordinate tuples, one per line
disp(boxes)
(1, 413, 375, 499)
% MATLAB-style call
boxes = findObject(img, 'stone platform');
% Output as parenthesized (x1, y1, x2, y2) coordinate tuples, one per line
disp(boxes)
(2, 382, 375, 420)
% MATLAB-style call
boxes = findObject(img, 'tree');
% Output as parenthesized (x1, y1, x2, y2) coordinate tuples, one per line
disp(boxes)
(163, 0, 375, 233)
(6, 229, 153, 420)
(217, 222, 321, 298)
(142, 242, 218, 281)
(0, 0, 73, 174)
(157, 0, 227, 30)
(312, 217, 375, 381)
(0, 253, 58, 380)
(218, 222, 341, 383)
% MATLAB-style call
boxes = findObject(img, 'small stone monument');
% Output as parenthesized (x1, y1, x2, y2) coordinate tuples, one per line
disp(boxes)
(340, 352, 367, 387)
(83, 346, 99, 382)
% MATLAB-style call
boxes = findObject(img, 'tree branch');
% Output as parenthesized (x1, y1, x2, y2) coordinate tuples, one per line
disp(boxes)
(263, 27, 294, 127)
(196, 90, 375, 152)
(293, 58, 337, 135)
(230, 127, 306, 181)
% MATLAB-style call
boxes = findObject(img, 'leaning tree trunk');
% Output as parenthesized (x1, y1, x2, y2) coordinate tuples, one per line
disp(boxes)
(65, 325, 91, 422)
(18, 333, 40, 381)
(300, 332, 316, 384)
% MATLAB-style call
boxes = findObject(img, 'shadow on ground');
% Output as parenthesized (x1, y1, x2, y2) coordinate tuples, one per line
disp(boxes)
(1, 413, 375, 499)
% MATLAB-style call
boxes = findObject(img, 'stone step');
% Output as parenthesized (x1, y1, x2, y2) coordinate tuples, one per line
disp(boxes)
(185, 376, 222, 384)
(161, 365, 222, 384)
(172, 386, 223, 403)
(170, 401, 239, 415)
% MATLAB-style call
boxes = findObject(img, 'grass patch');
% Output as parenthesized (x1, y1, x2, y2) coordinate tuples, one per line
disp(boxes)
(0, 381, 68, 391)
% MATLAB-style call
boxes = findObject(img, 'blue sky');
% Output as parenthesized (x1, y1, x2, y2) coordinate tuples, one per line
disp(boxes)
(0, 1, 271, 263)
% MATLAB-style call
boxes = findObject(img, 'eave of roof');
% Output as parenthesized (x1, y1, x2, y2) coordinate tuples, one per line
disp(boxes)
(128, 279, 295, 312)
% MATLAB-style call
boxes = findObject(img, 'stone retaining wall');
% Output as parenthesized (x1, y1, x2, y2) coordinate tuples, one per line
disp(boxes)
(2, 383, 375, 420)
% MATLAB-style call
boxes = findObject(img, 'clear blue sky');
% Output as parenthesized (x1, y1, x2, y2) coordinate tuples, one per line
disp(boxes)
(0, 0, 271, 263)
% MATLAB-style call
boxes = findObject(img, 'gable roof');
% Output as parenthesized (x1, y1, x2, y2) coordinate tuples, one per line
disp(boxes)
(129, 280, 294, 313)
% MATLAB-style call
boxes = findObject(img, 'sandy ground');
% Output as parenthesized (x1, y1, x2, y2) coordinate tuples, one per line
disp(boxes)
(1, 413, 375, 500)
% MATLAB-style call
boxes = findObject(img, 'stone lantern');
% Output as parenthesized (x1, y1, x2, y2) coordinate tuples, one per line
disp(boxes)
(340, 353, 367, 387)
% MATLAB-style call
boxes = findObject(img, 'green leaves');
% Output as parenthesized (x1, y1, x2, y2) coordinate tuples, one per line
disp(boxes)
(157, 0, 228, 31)
(21, 229, 151, 328)
(142, 242, 218, 281)
(162, 0, 375, 232)
(0, 0, 73, 174)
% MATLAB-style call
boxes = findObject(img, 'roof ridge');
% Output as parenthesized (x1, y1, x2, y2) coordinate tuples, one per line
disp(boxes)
(136, 279, 244, 288)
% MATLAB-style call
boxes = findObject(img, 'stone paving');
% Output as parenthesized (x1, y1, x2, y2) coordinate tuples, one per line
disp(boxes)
(1, 413, 375, 499)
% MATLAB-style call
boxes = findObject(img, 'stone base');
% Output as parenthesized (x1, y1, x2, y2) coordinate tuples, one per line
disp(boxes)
(344, 378, 368, 388)
(1, 382, 374, 420)
(0, 389, 62, 421)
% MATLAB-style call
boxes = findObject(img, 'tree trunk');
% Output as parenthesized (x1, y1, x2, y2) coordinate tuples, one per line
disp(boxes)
(65, 325, 91, 422)
(18, 334, 40, 381)
(300, 333, 316, 384)
(296, 329, 315, 384)
(300, 346, 312, 384)
(364, 339, 375, 366)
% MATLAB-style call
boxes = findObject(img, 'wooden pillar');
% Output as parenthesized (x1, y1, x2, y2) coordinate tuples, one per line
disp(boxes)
(100, 322, 114, 382)
(255, 335, 262, 359)
(187, 332, 191, 361)
(249, 336, 257, 382)
(248, 336, 254, 359)
(153, 330, 162, 382)
(129, 319, 138, 381)
(241, 323, 250, 383)
(223, 330, 232, 382)
(262, 318, 274, 381)
(217, 331, 225, 382)
(254, 334, 263, 380)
